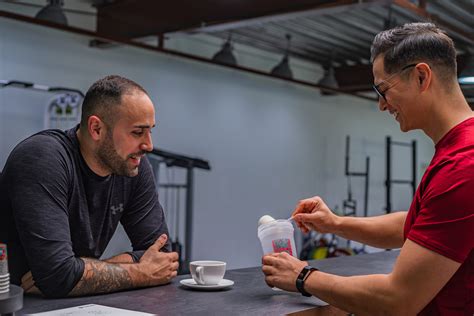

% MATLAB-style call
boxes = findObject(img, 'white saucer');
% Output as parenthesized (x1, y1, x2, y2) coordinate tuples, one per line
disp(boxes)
(180, 278, 234, 290)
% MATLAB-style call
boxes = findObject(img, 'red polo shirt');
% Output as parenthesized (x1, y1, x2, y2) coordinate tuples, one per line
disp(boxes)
(404, 117, 474, 315)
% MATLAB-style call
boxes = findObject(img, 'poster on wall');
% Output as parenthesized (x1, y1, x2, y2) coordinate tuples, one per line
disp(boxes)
(44, 93, 82, 130)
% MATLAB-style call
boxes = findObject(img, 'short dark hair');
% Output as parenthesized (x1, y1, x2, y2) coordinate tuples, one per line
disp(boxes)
(370, 22, 457, 82)
(80, 75, 148, 128)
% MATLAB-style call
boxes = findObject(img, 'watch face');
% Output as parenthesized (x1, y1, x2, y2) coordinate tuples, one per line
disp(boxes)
(298, 266, 311, 280)
(302, 266, 317, 281)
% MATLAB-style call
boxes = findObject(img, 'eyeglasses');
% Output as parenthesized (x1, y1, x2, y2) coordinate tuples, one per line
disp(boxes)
(373, 63, 417, 101)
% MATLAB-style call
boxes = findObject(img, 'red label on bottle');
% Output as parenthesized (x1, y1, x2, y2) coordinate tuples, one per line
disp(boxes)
(272, 238, 293, 256)
(0, 244, 6, 260)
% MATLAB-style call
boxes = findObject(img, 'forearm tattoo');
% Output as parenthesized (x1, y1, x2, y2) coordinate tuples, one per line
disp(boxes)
(69, 258, 133, 296)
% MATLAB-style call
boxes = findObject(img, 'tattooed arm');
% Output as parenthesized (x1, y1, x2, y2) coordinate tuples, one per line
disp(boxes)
(68, 258, 134, 296)
(22, 234, 179, 297)
(104, 253, 134, 264)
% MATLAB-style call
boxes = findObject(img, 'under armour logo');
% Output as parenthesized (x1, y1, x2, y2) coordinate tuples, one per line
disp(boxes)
(110, 203, 124, 215)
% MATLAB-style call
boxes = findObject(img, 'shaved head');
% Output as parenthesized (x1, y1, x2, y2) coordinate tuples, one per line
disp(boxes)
(80, 75, 149, 129)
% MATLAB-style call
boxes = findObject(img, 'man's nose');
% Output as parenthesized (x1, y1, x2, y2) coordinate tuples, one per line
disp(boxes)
(141, 132, 153, 152)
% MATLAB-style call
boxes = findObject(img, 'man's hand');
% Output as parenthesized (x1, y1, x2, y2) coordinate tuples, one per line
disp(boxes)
(20, 271, 42, 295)
(291, 196, 339, 234)
(261, 252, 307, 292)
(136, 234, 179, 286)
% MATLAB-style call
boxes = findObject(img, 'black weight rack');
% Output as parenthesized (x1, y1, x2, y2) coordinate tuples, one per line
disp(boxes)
(344, 135, 370, 218)
(385, 136, 417, 214)
(148, 148, 210, 274)
(343, 135, 370, 254)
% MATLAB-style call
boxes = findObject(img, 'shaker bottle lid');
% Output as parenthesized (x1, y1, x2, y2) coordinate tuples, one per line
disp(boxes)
(258, 215, 275, 226)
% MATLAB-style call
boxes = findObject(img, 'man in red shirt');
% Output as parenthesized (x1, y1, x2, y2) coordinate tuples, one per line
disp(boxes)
(262, 22, 474, 314)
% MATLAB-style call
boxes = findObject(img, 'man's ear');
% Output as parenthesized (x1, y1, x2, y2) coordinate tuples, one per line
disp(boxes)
(88, 115, 105, 141)
(416, 63, 432, 93)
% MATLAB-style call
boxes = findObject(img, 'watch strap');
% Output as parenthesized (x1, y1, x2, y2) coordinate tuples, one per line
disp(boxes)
(296, 265, 317, 297)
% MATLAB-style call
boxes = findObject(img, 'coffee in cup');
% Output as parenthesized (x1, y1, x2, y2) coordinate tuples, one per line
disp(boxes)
(189, 260, 226, 285)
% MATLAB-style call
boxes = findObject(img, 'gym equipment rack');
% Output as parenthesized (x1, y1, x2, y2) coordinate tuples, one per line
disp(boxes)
(385, 136, 417, 213)
(148, 148, 210, 274)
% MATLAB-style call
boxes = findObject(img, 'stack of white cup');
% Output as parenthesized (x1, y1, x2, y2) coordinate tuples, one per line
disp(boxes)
(0, 243, 9, 294)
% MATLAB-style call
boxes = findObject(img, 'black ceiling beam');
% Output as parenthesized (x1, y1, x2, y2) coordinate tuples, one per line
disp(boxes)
(0, 9, 378, 102)
(96, 0, 376, 38)
(169, 0, 389, 35)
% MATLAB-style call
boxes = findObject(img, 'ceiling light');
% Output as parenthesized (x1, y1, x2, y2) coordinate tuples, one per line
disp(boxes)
(318, 64, 339, 95)
(459, 54, 474, 85)
(212, 35, 237, 66)
(271, 34, 293, 79)
(35, 0, 68, 26)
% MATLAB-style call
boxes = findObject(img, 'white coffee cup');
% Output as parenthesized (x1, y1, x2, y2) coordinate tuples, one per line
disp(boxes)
(190, 260, 226, 285)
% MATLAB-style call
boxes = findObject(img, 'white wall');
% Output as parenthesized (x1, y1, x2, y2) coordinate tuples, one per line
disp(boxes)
(0, 18, 435, 269)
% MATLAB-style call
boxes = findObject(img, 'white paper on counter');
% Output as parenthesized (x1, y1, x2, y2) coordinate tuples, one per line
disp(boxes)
(28, 303, 155, 316)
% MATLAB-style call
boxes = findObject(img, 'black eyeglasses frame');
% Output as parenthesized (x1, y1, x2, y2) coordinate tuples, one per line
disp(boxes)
(372, 63, 418, 101)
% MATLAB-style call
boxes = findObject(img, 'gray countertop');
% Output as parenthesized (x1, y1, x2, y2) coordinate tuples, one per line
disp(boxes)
(18, 250, 399, 316)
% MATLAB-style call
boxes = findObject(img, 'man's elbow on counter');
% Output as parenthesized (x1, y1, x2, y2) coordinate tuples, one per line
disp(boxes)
(34, 259, 85, 298)
(35, 277, 80, 298)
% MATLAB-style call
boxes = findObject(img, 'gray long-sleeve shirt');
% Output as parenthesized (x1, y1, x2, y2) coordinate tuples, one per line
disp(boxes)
(0, 126, 170, 297)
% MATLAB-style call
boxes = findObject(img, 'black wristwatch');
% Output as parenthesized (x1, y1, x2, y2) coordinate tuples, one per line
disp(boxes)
(296, 265, 318, 297)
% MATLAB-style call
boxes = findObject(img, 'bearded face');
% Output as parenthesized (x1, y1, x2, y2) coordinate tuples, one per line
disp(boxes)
(96, 128, 144, 177)
(91, 92, 155, 177)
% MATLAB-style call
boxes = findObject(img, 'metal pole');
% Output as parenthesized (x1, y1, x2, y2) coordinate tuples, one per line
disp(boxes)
(345, 135, 350, 175)
(412, 140, 417, 197)
(386, 136, 392, 213)
(364, 156, 370, 217)
(184, 166, 194, 274)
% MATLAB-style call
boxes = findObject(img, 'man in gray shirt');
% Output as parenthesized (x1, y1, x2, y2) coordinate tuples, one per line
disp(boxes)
(0, 75, 179, 298)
